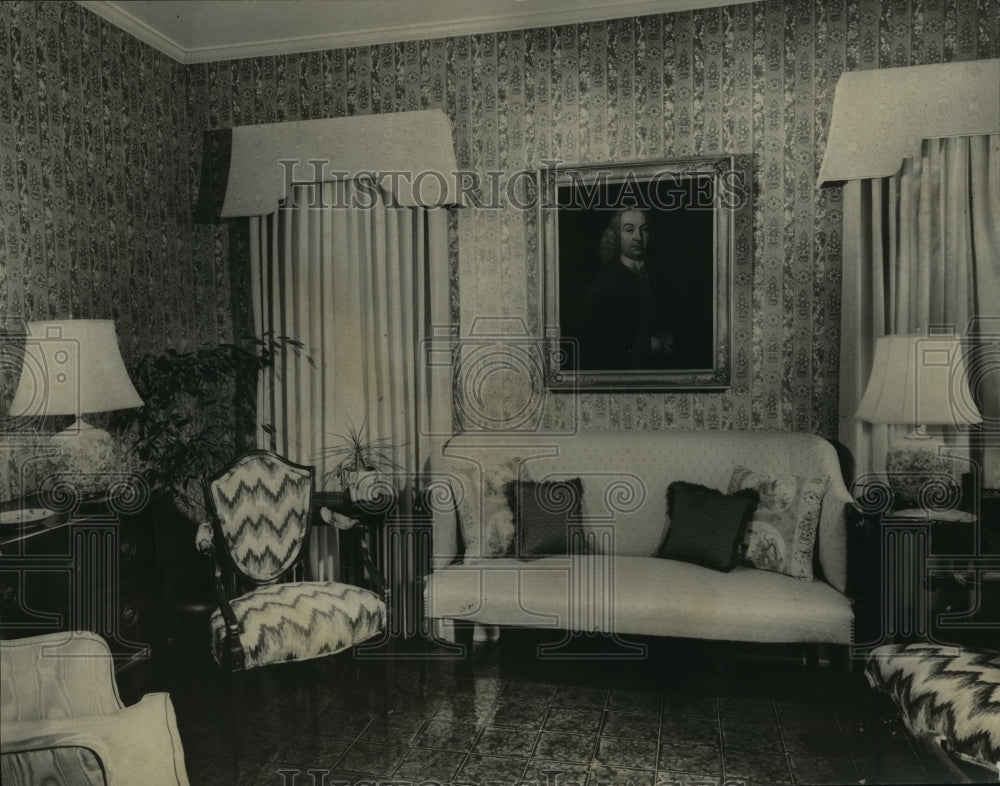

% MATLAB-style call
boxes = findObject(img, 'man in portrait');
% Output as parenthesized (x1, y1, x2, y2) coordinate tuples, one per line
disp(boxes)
(570, 206, 711, 372)
(552, 165, 727, 388)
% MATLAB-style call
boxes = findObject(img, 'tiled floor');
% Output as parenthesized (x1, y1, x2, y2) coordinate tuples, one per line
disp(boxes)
(158, 637, 936, 786)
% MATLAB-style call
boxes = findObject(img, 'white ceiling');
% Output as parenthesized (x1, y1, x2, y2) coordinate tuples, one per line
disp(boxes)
(79, 0, 753, 64)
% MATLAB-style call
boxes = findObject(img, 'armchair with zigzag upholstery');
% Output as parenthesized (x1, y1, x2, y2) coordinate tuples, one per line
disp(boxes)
(199, 450, 392, 760)
(0, 631, 190, 786)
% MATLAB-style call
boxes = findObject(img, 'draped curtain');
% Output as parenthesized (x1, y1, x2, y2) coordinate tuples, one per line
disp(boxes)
(250, 179, 452, 586)
(838, 134, 1000, 484)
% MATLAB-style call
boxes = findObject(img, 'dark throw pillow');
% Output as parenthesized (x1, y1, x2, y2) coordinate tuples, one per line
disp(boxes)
(504, 478, 586, 560)
(658, 481, 760, 572)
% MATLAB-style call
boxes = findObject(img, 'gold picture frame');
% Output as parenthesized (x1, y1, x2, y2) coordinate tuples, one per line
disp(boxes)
(540, 155, 745, 392)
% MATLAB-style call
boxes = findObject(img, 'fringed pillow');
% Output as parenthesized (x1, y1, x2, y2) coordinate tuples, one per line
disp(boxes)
(658, 481, 759, 572)
(504, 477, 587, 560)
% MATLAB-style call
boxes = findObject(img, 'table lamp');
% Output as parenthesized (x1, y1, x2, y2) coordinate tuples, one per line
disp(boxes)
(8, 320, 143, 494)
(856, 333, 982, 511)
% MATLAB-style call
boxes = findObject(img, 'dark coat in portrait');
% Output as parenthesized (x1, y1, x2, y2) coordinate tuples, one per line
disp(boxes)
(570, 258, 713, 372)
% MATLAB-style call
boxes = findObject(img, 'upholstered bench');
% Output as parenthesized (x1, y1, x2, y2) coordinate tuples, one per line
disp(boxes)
(865, 643, 1000, 780)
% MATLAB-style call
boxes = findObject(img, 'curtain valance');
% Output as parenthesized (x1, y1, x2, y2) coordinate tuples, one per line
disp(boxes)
(219, 109, 462, 216)
(817, 59, 1000, 185)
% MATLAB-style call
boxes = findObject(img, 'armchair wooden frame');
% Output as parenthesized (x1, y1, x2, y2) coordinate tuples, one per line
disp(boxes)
(200, 450, 393, 761)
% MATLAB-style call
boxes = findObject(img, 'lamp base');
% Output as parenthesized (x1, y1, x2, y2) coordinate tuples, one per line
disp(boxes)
(887, 433, 960, 512)
(46, 418, 118, 497)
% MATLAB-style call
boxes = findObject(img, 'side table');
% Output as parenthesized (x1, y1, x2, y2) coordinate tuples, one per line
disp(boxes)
(313, 491, 393, 587)
(313, 491, 433, 642)
(0, 493, 156, 703)
(861, 505, 998, 649)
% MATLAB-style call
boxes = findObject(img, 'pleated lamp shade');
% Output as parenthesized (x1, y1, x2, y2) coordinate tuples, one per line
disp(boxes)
(856, 335, 982, 428)
(857, 334, 982, 512)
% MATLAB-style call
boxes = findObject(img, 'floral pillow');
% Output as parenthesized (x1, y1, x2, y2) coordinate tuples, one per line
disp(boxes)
(727, 466, 830, 581)
(452, 456, 524, 564)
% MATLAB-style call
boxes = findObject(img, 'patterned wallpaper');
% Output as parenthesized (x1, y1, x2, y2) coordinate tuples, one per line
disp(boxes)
(0, 1, 227, 497)
(0, 1, 229, 390)
(189, 0, 999, 439)
(4, 1, 999, 452)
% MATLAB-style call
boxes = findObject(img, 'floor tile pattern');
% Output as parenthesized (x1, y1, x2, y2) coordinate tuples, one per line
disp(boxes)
(161, 644, 935, 786)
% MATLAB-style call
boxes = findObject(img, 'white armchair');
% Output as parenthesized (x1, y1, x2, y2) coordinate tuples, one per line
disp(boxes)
(0, 631, 190, 786)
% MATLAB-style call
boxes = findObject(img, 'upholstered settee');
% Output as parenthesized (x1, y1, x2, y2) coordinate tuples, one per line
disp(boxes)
(423, 431, 856, 656)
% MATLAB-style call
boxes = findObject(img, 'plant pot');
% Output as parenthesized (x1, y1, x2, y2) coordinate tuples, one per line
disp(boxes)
(345, 469, 379, 502)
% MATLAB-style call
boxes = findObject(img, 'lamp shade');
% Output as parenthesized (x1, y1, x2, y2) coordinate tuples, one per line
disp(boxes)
(856, 334, 982, 426)
(8, 320, 143, 418)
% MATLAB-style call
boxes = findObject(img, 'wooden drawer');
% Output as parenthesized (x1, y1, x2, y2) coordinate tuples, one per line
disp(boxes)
(0, 512, 155, 678)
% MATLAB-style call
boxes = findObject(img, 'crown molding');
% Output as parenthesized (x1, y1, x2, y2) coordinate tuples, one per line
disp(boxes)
(77, 1, 188, 63)
(79, 0, 751, 65)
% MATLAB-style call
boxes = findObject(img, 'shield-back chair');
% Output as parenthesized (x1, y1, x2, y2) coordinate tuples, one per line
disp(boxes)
(199, 450, 391, 759)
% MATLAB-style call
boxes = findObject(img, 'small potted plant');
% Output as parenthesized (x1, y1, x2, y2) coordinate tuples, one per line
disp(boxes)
(320, 416, 402, 502)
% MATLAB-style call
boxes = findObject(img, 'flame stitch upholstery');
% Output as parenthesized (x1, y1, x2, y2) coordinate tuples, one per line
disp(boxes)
(210, 455, 312, 582)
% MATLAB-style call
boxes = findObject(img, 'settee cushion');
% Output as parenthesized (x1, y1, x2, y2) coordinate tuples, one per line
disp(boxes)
(0, 747, 106, 786)
(728, 467, 830, 581)
(426, 555, 854, 644)
(659, 481, 758, 572)
(1, 631, 124, 723)
(505, 478, 586, 559)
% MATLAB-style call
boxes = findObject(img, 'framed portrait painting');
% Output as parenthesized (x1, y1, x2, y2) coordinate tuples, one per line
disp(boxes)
(539, 156, 744, 392)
